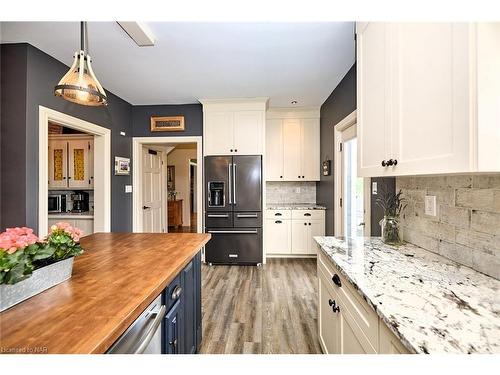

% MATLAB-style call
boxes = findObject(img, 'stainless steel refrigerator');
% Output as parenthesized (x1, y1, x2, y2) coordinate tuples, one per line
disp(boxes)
(204, 155, 262, 265)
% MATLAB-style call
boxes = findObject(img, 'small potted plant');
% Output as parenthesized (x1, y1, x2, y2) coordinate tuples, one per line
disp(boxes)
(0, 222, 84, 312)
(376, 188, 407, 246)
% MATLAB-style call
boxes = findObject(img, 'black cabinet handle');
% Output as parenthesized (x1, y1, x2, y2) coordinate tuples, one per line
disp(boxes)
(298, 175, 301, 178)
(143, 206, 151, 210)
(275, 220, 282, 224)
(393, 159, 398, 165)
(308, 223, 311, 226)
(302, 176, 305, 178)
(230, 149, 233, 152)
(381, 160, 387, 167)
(280, 176, 283, 178)
(386, 159, 394, 166)
(328, 299, 340, 313)
(235, 149, 238, 152)
(304, 213, 311, 217)
(304, 222, 307, 226)
(171, 285, 182, 300)
(275, 213, 282, 216)
(332, 274, 342, 287)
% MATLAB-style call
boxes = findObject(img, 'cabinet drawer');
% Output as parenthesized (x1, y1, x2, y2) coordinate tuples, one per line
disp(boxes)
(163, 274, 182, 312)
(318, 253, 379, 349)
(265, 209, 291, 219)
(291, 209, 325, 220)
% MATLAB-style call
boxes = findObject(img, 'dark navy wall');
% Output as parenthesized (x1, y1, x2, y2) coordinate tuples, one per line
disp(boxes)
(0, 44, 28, 230)
(1, 43, 133, 232)
(132, 104, 203, 137)
(317, 64, 357, 235)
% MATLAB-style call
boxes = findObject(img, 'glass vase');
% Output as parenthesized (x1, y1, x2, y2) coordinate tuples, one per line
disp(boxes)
(381, 216, 403, 246)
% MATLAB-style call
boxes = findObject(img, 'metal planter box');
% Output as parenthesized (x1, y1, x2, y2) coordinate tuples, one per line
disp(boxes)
(0, 257, 74, 312)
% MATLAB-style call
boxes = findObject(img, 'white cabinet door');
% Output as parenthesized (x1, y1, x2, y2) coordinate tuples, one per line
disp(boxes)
(204, 112, 234, 155)
(357, 22, 391, 177)
(73, 218, 94, 236)
(308, 220, 325, 255)
(68, 139, 92, 189)
(379, 322, 410, 354)
(283, 119, 302, 181)
(233, 111, 263, 155)
(318, 271, 340, 354)
(390, 23, 471, 175)
(265, 218, 291, 254)
(338, 308, 377, 354)
(301, 119, 320, 181)
(291, 220, 308, 254)
(48, 140, 68, 189)
(266, 119, 284, 181)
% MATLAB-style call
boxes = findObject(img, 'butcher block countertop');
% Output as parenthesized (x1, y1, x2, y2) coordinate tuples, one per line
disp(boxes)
(0, 233, 210, 354)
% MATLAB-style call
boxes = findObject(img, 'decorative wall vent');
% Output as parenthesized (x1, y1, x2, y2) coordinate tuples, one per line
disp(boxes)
(150, 116, 185, 132)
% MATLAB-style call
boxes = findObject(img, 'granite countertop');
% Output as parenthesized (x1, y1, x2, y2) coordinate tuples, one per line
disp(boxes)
(314, 236, 500, 354)
(0, 233, 211, 353)
(267, 203, 326, 210)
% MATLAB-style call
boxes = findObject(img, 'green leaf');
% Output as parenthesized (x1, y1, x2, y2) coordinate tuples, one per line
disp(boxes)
(4, 261, 31, 284)
(32, 244, 56, 261)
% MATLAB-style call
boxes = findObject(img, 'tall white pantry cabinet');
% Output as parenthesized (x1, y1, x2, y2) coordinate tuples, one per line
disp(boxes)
(357, 22, 500, 177)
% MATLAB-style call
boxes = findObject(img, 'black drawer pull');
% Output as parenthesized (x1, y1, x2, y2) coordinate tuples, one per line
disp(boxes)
(328, 299, 340, 313)
(275, 220, 282, 224)
(332, 274, 342, 287)
(274, 213, 282, 216)
(304, 213, 311, 216)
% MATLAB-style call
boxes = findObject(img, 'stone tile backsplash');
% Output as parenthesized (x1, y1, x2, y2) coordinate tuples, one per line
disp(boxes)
(397, 174, 500, 279)
(266, 181, 316, 204)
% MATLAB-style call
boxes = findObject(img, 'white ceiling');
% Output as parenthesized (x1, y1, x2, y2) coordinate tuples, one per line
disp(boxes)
(0, 22, 355, 107)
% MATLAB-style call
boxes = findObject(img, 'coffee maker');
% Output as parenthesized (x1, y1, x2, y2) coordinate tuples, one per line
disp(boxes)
(71, 191, 90, 213)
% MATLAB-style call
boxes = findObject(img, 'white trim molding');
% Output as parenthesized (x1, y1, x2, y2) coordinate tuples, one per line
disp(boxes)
(38, 106, 111, 238)
(132, 136, 203, 234)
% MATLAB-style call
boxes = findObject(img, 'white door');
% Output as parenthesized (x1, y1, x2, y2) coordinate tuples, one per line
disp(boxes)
(340, 125, 370, 237)
(204, 112, 234, 155)
(68, 139, 92, 189)
(142, 148, 163, 233)
(390, 23, 471, 175)
(301, 119, 320, 181)
(48, 140, 68, 189)
(233, 111, 263, 155)
(265, 218, 291, 254)
(283, 119, 302, 181)
(265, 119, 284, 180)
(357, 22, 391, 177)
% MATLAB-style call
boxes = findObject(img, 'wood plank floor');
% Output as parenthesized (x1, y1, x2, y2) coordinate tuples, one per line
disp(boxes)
(199, 258, 322, 354)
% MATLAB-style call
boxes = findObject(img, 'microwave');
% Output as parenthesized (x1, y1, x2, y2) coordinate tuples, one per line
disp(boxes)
(48, 194, 67, 213)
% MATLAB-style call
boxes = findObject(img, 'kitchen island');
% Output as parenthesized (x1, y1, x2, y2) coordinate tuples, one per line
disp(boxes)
(315, 236, 500, 354)
(0, 233, 210, 354)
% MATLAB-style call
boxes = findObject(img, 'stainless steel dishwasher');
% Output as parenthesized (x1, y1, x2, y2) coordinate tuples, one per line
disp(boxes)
(107, 295, 166, 354)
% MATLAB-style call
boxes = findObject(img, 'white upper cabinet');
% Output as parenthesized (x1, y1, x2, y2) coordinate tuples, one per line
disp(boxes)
(201, 98, 268, 156)
(266, 108, 320, 181)
(48, 136, 94, 190)
(357, 22, 500, 177)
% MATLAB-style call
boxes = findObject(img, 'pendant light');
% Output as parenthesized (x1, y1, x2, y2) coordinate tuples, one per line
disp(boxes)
(54, 22, 107, 106)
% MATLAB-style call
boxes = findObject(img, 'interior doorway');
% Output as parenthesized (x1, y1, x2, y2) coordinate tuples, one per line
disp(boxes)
(38, 106, 111, 238)
(333, 111, 370, 237)
(132, 136, 203, 233)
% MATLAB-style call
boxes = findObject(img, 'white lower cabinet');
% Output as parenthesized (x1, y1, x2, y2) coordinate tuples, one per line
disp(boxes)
(265, 209, 325, 257)
(318, 252, 410, 354)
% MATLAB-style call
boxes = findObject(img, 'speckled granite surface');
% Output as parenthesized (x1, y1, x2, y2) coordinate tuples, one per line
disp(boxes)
(314, 236, 500, 354)
(266, 203, 326, 210)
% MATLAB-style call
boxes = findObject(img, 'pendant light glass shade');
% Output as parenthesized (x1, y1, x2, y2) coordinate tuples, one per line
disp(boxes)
(54, 22, 107, 106)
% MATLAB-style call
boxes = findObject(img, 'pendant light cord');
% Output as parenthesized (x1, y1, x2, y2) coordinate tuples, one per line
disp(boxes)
(80, 21, 89, 55)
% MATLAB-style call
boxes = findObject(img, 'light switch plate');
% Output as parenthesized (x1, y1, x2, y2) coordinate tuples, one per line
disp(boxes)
(295, 187, 301, 194)
(372, 182, 378, 195)
(425, 195, 437, 216)
(125, 185, 133, 193)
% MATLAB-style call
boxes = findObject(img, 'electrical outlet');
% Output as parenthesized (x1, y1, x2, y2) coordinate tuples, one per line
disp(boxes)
(425, 195, 437, 216)
(372, 182, 378, 195)
(125, 185, 133, 193)
(295, 187, 301, 194)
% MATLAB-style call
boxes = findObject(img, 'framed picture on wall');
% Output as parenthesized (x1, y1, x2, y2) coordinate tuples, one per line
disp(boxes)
(150, 116, 185, 132)
(167, 165, 175, 190)
(115, 157, 131, 175)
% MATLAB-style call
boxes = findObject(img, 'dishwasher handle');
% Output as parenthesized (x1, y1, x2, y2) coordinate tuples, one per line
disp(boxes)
(134, 305, 166, 354)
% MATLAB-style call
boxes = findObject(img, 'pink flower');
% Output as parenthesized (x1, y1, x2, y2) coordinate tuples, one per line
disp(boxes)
(0, 227, 39, 254)
(47, 222, 83, 242)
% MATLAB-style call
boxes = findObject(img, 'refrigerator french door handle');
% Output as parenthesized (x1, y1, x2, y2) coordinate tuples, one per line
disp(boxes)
(207, 230, 258, 234)
(228, 163, 233, 205)
(233, 163, 237, 205)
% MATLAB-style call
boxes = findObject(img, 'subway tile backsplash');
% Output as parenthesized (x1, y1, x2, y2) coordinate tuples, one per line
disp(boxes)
(397, 174, 500, 279)
(266, 181, 316, 204)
